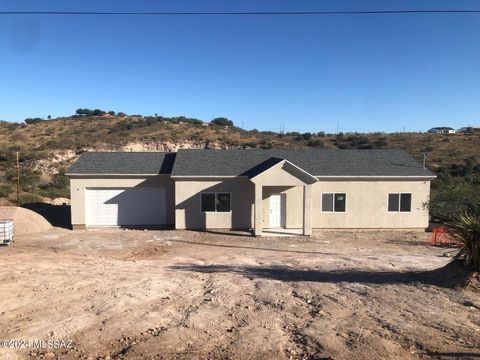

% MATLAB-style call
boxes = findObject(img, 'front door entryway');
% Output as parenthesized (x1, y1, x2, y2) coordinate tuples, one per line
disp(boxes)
(269, 193, 285, 228)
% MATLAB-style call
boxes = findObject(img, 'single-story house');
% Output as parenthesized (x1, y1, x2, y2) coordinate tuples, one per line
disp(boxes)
(427, 127, 456, 134)
(457, 127, 480, 134)
(67, 149, 436, 236)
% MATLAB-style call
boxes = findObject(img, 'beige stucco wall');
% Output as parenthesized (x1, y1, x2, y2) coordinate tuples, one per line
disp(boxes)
(252, 164, 431, 229)
(262, 186, 304, 228)
(174, 177, 254, 229)
(69, 175, 175, 227)
(174, 177, 430, 230)
(173, 176, 431, 230)
(311, 179, 431, 229)
(70, 173, 431, 230)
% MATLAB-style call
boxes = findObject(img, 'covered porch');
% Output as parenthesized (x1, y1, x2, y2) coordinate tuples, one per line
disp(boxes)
(248, 158, 318, 237)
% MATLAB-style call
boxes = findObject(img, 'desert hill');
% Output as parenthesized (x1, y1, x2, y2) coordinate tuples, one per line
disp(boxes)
(0, 112, 478, 212)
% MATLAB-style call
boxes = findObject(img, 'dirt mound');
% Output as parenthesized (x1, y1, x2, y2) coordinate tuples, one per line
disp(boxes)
(0, 206, 52, 235)
(123, 246, 167, 261)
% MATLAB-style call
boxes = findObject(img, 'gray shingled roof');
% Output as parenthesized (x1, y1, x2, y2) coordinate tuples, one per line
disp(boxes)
(67, 152, 175, 175)
(67, 149, 436, 177)
(171, 149, 436, 177)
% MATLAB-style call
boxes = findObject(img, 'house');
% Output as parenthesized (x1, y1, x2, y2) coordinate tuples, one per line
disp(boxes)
(458, 127, 480, 133)
(427, 127, 456, 134)
(67, 149, 436, 236)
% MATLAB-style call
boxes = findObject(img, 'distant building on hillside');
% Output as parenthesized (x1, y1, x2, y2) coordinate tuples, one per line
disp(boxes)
(427, 127, 456, 134)
(458, 126, 480, 133)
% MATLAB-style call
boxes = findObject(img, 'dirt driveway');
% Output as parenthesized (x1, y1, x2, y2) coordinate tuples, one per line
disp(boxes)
(0, 229, 478, 360)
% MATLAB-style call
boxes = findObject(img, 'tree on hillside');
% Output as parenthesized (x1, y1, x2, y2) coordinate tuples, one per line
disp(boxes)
(24, 118, 43, 124)
(108, 111, 116, 116)
(76, 108, 93, 116)
(92, 109, 106, 116)
(117, 112, 127, 117)
(211, 117, 234, 127)
(302, 132, 312, 140)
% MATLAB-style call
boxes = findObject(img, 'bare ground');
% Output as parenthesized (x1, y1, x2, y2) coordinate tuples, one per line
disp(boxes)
(0, 229, 479, 360)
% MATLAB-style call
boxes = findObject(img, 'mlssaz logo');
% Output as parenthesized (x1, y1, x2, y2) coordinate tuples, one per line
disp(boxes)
(30, 339, 74, 349)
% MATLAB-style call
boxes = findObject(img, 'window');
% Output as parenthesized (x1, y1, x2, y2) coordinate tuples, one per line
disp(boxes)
(216, 193, 231, 212)
(201, 193, 216, 212)
(400, 193, 412, 212)
(388, 193, 411, 212)
(322, 193, 346, 212)
(201, 193, 231, 212)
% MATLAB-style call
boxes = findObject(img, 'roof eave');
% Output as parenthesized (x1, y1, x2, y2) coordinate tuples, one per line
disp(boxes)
(66, 173, 164, 177)
(314, 175, 437, 180)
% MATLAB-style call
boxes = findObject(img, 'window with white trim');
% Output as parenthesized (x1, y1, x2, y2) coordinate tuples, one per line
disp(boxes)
(201, 193, 231, 212)
(322, 193, 346, 212)
(388, 193, 411, 212)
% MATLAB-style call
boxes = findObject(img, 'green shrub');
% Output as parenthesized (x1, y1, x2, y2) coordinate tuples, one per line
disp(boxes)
(211, 117, 234, 127)
(302, 132, 313, 141)
(38, 187, 69, 199)
(0, 184, 13, 198)
(445, 204, 480, 270)
(24, 118, 43, 124)
(429, 173, 480, 221)
(307, 139, 323, 147)
(76, 108, 93, 116)
(19, 192, 44, 204)
(5, 167, 41, 192)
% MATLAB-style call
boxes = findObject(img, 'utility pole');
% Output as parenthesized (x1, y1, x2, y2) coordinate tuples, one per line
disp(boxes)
(16, 152, 20, 206)
(423, 153, 427, 169)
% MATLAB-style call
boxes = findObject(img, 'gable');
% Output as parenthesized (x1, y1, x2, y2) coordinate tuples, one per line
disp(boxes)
(250, 160, 318, 186)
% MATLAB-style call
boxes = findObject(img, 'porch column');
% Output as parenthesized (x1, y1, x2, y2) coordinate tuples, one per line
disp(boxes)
(303, 185, 312, 236)
(254, 183, 262, 236)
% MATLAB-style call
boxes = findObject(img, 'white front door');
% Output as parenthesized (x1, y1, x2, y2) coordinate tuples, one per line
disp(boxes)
(269, 194, 285, 228)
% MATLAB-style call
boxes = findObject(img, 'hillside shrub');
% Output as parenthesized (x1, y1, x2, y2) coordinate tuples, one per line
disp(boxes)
(307, 139, 323, 147)
(24, 118, 43, 124)
(211, 117, 234, 127)
(19, 192, 43, 204)
(444, 204, 480, 270)
(429, 172, 480, 221)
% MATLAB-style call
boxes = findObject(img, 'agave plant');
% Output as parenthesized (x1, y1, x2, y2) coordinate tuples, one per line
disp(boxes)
(444, 204, 480, 270)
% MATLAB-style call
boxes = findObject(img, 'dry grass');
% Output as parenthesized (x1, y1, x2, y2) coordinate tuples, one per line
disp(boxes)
(1, 117, 478, 169)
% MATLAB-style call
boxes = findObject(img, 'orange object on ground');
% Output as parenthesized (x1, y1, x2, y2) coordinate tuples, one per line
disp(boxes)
(430, 226, 461, 246)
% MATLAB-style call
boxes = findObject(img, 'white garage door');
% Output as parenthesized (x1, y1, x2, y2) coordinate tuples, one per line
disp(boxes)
(86, 188, 167, 226)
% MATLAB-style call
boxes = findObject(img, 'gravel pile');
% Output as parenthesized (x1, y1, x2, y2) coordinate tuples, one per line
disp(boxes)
(0, 206, 52, 235)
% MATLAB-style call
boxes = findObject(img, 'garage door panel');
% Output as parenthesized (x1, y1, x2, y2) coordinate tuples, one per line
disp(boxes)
(86, 188, 166, 226)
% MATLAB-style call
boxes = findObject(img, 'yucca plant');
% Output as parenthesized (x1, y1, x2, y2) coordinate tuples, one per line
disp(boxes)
(444, 204, 480, 270)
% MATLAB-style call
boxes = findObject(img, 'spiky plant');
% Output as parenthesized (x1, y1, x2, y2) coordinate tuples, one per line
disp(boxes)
(444, 204, 480, 270)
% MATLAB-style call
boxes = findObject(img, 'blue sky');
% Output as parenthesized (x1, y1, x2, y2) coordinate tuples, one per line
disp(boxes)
(0, 0, 479, 133)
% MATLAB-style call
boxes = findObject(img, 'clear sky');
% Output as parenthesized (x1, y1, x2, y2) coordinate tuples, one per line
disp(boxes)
(0, 0, 479, 133)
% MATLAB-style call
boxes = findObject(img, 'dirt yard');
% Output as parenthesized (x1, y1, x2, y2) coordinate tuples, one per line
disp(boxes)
(0, 228, 479, 360)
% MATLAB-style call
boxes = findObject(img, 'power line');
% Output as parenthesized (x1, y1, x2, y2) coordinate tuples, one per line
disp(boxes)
(1, 10, 480, 16)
